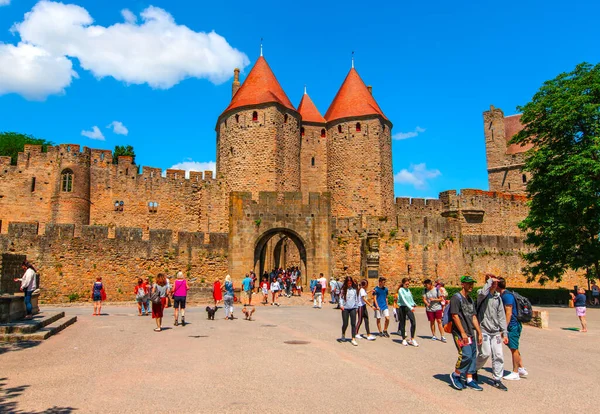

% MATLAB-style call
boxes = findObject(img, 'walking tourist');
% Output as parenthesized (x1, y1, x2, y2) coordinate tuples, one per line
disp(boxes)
(397, 278, 418, 347)
(449, 275, 483, 391)
(134, 278, 148, 316)
(437, 279, 448, 310)
(143, 277, 151, 314)
(355, 279, 376, 341)
(270, 277, 281, 306)
(475, 274, 508, 391)
(422, 279, 445, 342)
(172, 271, 189, 327)
(313, 279, 323, 308)
(91, 276, 105, 316)
(373, 277, 390, 337)
(591, 280, 599, 306)
(570, 287, 588, 332)
(213, 277, 222, 307)
(242, 273, 253, 306)
(222, 275, 235, 319)
(329, 277, 338, 304)
(497, 278, 528, 380)
(14, 261, 37, 320)
(151, 273, 168, 332)
(318, 273, 327, 302)
(261, 277, 269, 305)
(340, 276, 359, 346)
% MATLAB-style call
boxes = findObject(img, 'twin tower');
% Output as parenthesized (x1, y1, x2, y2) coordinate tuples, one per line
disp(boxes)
(215, 56, 395, 218)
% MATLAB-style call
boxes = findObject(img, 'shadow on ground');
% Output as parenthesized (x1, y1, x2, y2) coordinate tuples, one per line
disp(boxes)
(0, 377, 77, 413)
(0, 341, 42, 356)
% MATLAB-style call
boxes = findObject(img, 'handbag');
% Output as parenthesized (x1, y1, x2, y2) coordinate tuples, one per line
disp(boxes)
(100, 288, 107, 301)
(150, 288, 161, 305)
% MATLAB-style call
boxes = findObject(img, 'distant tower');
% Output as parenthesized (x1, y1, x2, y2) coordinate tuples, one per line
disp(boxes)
(232, 68, 241, 97)
(298, 87, 327, 195)
(483, 105, 531, 194)
(216, 57, 301, 197)
(51, 144, 91, 229)
(325, 67, 394, 218)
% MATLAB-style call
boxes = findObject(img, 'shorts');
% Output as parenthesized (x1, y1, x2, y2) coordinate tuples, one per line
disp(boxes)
(426, 309, 443, 321)
(507, 322, 522, 350)
(576, 306, 586, 317)
(93, 293, 102, 302)
(374, 308, 390, 319)
(262, 288, 268, 295)
(173, 296, 186, 309)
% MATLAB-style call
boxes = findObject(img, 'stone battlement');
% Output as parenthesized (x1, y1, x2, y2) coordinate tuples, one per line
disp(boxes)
(440, 189, 528, 210)
(231, 191, 330, 213)
(4, 221, 227, 249)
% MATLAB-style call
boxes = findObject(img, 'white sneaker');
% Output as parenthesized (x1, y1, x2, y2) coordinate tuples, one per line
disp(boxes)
(441, 336, 447, 343)
(504, 372, 520, 381)
(518, 367, 528, 377)
(366, 335, 377, 341)
(402, 339, 408, 346)
(411, 339, 419, 347)
(355, 334, 363, 340)
(351, 339, 358, 346)
(431, 336, 438, 341)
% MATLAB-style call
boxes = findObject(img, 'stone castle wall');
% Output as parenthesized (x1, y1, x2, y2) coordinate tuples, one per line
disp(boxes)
(300, 123, 327, 197)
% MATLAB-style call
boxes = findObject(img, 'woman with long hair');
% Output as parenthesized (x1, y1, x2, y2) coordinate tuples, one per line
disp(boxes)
(222, 275, 235, 320)
(151, 273, 168, 331)
(172, 271, 189, 327)
(134, 278, 148, 316)
(92, 276, 105, 316)
(356, 279, 377, 341)
(397, 278, 419, 347)
(339, 276, 359, 346)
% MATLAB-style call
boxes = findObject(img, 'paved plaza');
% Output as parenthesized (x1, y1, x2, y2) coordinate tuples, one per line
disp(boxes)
(1, 303, 599, 413)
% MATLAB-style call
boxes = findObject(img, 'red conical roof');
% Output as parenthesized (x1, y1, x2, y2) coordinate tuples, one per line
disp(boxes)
(298, 92, 325, 124)
(325, 68, 387, 122)
(222, 56, 295, 115)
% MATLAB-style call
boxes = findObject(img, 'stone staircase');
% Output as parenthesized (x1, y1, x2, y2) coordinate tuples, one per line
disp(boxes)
(0, 312, 77, 342)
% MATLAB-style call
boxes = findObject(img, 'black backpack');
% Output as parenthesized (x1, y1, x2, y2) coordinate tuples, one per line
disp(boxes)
(509, 290, 533, 323)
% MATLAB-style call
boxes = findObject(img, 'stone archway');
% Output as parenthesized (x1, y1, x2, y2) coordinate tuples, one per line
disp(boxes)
(228, 192, 331, 287)
(254, 228, 307, 284)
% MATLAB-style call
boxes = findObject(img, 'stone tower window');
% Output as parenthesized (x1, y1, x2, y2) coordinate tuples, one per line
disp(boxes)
(235, 114, 239, 123)
(301, 127, 305, 136)
(311, 157, 315, 166)
(356, 122, 361, 132)
(61, 169, 73, 192)
(100, 152, 105, 161)
(252, 111, 258, 122)
(338, 125, 342, 133)
(522, 174, 527, 183)
(284, 114, 288, 123)
(31, 177, 36, 192)
(320, 128, 326, 138)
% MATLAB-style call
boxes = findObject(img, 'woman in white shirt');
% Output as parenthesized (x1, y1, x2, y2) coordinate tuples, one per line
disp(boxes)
(356, 279, 377, 341)
(339, 276, 359, 346)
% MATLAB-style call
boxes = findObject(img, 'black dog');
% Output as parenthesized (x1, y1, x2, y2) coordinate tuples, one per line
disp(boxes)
(206, 306, 217, 320)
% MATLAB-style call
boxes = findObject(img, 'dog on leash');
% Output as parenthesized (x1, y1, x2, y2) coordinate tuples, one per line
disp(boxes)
(206, 306, 217, 320)
(242, 307, 255, 321)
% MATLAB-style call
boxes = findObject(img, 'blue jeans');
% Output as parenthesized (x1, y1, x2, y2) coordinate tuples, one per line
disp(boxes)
(24, 290, 33, 316)
(453, 333, 477, 375)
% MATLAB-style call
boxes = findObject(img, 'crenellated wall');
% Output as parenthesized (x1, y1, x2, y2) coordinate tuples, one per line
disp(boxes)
(0, 221, 228, 303)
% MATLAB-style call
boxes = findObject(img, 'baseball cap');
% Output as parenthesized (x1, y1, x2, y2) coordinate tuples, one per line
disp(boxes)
(460, 275, 475, 283)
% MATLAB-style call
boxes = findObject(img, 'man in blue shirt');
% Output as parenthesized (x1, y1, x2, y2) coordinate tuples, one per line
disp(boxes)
(242, 274, 253, 306)
(373, 277, 390, 337)
(498, 278, 528, 381)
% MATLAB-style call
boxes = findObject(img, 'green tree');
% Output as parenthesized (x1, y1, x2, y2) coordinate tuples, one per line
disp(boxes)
(511, 62, 600, 284)
(113, 145, 136, 164)
(0, 132, 53, 165)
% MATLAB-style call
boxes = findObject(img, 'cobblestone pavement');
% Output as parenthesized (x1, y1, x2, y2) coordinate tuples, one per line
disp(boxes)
(1, 303, 598, 413)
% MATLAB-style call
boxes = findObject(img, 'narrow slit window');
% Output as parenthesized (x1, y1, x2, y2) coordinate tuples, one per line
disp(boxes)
(31, 177, 36, 192)
(337, 125, 342, 133)
(252, 111, 258, 122)
(320, 128, 326, 138)
(356, 122, 361, 132)
(235, 114, 239, 123)
(301, 127, 305, 136)
(522, 174, 527, 183)
(284, 114, 288, 123)
(311, 157, 315, 166)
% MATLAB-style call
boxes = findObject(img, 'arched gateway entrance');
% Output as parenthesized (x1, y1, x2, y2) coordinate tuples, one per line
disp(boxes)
(228, 192, 331, 287)
(254, 228, 307, 284)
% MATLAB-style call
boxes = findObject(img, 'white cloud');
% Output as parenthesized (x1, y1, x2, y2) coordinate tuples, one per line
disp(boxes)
(393, 126, 426, 140)
(81, 126, 105, 140)
(0, 42, 77, 100)
(0, 0, 10, 6)
(9, 1, 249, 92)
(168, 160, 216, 178)
(394, 163, 441, 190)
(107, 121, 128, 135)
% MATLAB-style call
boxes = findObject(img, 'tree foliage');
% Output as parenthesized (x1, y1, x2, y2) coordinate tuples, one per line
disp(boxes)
(0, 132, 53, 165)
(511, 62, 600, 284)
(113, 145, 136, 164)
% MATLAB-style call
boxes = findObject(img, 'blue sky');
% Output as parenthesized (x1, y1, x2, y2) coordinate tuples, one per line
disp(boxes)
(0, 0, 598, 198)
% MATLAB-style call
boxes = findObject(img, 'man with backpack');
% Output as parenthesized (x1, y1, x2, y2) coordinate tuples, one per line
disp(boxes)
(497, 277, 529, 381)
(448, 275, 483, 391)
(475, 274, 508, 391)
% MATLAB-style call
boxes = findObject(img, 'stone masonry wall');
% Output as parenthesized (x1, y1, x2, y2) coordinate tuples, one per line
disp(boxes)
(300, 123, 327, 198)
(0, 222, 228, 303)
(327, 117, 394, 218)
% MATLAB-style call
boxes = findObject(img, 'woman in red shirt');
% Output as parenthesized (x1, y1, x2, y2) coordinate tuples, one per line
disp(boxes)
(213, 277, 222, 307)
